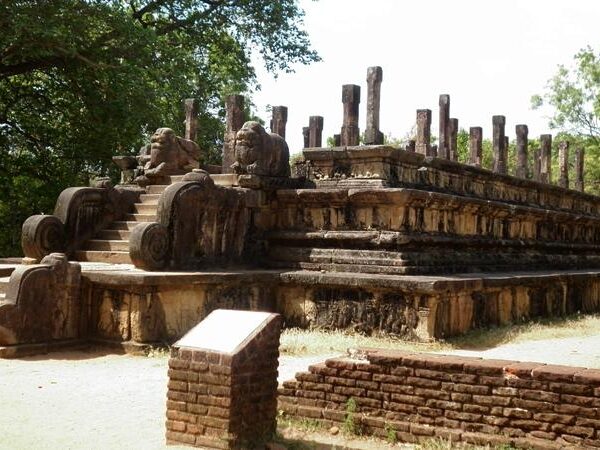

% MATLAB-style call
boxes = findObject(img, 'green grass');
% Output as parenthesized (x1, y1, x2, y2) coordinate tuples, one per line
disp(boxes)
(447, 312, 600, 350)
(279, 328, 449, 356)
(279, 312, 600, 356)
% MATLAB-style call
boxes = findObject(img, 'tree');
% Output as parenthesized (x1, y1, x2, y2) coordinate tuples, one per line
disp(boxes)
(0, 0, 319, 256)
(531, 46, 600, 193)
(532, 46, 600, 143)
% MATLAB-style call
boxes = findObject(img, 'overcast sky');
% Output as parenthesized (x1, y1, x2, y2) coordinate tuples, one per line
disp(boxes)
(252, 0, 600, 154)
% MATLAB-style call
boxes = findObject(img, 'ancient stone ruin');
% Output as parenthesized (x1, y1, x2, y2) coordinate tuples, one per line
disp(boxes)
(279, 349, 600, 449)
(0, 66, 599, 354)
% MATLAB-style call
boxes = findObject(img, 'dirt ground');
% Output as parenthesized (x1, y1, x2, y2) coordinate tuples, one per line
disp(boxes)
(1, 336, 599, 450)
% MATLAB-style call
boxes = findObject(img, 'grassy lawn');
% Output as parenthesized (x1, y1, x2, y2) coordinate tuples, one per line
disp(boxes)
(279, 313, 600, 356)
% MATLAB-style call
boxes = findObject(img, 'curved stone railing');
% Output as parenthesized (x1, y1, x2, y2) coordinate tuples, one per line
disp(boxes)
(0, 253, 81, 348)
(21, 178, 140, 262)
(129, 170, 250, 270)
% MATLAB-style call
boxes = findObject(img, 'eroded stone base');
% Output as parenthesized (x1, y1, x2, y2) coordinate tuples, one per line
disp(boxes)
(78, 266, 600, 345)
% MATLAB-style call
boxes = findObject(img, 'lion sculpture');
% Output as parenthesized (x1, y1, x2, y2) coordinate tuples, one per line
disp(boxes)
(231, 121, 290, 177)
(135, 128, 200, 185)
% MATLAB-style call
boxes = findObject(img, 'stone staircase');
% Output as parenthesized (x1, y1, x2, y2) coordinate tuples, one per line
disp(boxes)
(74, 173, 237, 265)
(0, 265, 16, 302)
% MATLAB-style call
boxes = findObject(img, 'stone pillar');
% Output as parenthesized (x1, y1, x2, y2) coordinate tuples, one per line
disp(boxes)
(415, 109, 432, 156)
(575, 147, 585, 192)
(492, 115, 506, 175)
(166, 310, 282, 449)
(333, 134, 341, 146)
(302, 126, 310, 148)
(438, 94, 450, 159)
(270, 106, 288, 138)
(540, 134, 552, 184)
(309, 116, 323, 148)
(448, 118, 459, 161)
(184, 98, 199, 142)
(469, 127, 482, 167)
(223, 95, 245, 174)
(533, 148, 541, 182)
(558, 140, 569, 188)
(406, 140, 416, 152)
(364, 66, 383, 145)
(341, 84, 360, 146)
(504, 136, 510, 172)
(515, 124, 528, 179)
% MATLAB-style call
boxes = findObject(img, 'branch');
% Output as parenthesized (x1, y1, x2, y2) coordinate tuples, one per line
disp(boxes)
(0, 56, 65, 78)
(131, 0, 166, 20)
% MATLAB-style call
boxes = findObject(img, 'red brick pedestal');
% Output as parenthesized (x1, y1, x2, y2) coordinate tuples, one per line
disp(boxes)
(166, 309, 282, 449)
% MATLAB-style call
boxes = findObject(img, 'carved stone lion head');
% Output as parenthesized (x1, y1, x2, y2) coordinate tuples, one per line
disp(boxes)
(150, 128, 178, 166)
(233, 121, 269, 171)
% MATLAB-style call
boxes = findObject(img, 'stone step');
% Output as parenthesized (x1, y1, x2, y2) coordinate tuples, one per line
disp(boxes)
(0, 265, 16, 277)
(132, 203, 158, 214)
(74, 250, 132, 265)
(169, 175, 185, 183)
(108, 221, 146, 231)
(124, 213, 156, 222)
(97, 229, 131, 240)
(84, 239, 129, 252)
(146, 185, 169, 194)
(211, 174, 238, 187)
(140, 194, 160, 204)
(0, 276, 10, 293)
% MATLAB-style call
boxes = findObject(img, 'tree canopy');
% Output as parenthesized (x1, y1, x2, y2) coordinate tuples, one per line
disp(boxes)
(532, 46, 600, 143)
(0, 0, 319, 256)
(532, 46, 600, 193)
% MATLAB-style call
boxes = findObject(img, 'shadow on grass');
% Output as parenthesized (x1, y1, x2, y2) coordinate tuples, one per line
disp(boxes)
(445, 312, 600, 351)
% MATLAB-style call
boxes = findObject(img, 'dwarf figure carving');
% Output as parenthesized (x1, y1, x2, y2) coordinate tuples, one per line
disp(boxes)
(231, 121, 290, 177)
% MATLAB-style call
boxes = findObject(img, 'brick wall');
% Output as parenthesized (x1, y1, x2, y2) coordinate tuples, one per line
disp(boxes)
(166, 313, 282, 449)
(278, 349, 600, 449)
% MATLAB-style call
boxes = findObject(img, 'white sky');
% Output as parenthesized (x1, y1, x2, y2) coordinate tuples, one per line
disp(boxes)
(252, 0, 600, 154)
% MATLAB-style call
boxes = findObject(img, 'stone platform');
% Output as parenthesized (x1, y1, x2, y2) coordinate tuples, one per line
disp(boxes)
(66, 263, 600, 347)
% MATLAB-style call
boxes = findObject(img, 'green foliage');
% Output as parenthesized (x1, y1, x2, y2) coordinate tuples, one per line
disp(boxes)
(0, 0, 319, 256)
(384, 423, 397, 444)
(342, 397, 362, 436)
(532, 46, 600, 193)
(532, 46, 600, 141)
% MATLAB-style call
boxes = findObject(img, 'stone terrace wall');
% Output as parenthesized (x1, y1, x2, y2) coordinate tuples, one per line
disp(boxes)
(303, 147, 600, 215)
(278, 350, 600, 449)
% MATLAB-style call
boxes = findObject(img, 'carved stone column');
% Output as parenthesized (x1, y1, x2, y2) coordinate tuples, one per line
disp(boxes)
(558, 140, 569, 188)
(184, 98, 199, 142)
(575, 147, 585, 192)
(302, 126, 310, 148)
(492, 115, 506, 175)
(223, 95, 245, 174)
(309, 116, 324, 147)
(415, 109, 432, 156)
(341, 84, 360, 146)
(515, 124, 528, 179)
(540, 134, 552, 184)
(469, 127, 482, 167)
(270, 106, 288, 138)
(333, 134, 341, 146)
(504, 136, 510, 173)
(448, 118, 459, 161)
(533, 148, 541, 182)
(364, 66, 383, 145)
(438, 94, 450, 159)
